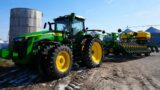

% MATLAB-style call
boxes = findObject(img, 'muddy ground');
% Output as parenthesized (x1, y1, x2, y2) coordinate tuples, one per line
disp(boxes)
(0, 53, 160, 90)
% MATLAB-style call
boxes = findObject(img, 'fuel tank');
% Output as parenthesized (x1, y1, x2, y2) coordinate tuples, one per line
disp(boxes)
(135, 31, 151, 40)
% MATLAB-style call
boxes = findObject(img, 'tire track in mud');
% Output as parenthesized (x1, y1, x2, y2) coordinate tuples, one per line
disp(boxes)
(79, 60, 160, 90)
(65, 69, 91, 90)
(104, 63, 160, 90)
(0, 67, 40, 89)
(1, 54, 160, 90)
(132, 65, 160, 90)
(0, 65, 92, 90)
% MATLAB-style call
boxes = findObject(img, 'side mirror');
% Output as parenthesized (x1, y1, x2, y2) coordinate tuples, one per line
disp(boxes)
(102, 30, 105, 34)
(48, 22, 55, 31)
(83, 27, 88, 32)
(43, 22, 47, 29)
(118, 29, 122, 33)
(48, 22, 52, 30)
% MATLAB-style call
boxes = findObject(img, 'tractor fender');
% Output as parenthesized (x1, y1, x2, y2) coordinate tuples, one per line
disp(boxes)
(81, 34, 103, 46)
(83, 34, 102, 41)
(83, 35, 93, 39)
(81, 35, 93, 44)
(33, 39, 60, 51)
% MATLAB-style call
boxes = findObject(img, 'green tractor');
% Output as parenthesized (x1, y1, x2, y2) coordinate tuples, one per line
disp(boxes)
(0, 13, 104, 79)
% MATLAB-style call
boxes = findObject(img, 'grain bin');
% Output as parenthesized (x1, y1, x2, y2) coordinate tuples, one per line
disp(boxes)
(9, 8, 43, 47)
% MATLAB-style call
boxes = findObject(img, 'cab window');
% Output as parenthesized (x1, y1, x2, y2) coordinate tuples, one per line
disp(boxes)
(72, 19, 84, 35)
(55, 19, 69, 31)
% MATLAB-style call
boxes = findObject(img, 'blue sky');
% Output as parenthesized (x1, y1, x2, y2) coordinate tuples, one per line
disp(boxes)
(0, 0, 160, 40)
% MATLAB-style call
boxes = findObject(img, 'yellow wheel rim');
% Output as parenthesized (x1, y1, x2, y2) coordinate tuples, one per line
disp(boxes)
(56, 51, 70, 73)
(91, 42, 102, 64)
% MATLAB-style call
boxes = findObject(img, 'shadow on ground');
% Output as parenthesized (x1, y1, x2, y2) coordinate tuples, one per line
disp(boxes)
(0, 66, 43, 89)
(0, 64, 87, 89)
(104, 54, 149, 63)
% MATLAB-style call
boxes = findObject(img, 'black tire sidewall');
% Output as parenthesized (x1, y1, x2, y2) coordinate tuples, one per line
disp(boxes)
(50, 45, 73, 78)
(83, 38, 104, 68)
(40, 45, 73, 79)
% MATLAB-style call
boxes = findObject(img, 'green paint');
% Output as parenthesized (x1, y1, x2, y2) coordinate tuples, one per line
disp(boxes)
(0, 49, 10, 59)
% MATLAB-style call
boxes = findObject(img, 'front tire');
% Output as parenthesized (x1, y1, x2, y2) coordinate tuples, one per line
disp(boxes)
(82, 38, 104, 68)
(40, 45, 73, 79)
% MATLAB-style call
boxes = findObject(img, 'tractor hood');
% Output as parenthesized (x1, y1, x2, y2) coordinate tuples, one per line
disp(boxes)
(14, 30, 63, 42)
(16, 30, 63, 38)
(17, 31, 51, 38)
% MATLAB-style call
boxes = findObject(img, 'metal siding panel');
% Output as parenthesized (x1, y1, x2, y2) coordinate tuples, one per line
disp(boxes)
(9, 8, 43, 46)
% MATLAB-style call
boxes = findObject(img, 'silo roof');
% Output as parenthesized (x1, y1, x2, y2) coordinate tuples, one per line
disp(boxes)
(146, 27, 160, 33)
(123, 29, 134, 33)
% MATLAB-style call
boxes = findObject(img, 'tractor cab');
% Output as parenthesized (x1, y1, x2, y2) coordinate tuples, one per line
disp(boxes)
(44, 13, 86, 41)
(54, 13, 85, 40)
(55, 13, 85, 33)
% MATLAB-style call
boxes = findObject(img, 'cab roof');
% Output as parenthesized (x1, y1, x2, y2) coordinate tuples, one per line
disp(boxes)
(54, 13, 85, 21)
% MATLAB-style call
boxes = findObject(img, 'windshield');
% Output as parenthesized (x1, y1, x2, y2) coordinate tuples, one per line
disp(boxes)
(72, 19, 84, 35)
(55, 19, 69, 31)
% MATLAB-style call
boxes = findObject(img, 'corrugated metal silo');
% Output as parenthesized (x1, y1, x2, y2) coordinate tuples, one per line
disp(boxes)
(9, 8, 43, 47)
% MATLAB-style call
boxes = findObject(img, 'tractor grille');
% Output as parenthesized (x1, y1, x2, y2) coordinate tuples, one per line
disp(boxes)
(13, 38, 28, 59)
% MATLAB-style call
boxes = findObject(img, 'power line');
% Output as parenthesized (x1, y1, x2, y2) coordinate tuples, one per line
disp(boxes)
(127, 25, 160, 29)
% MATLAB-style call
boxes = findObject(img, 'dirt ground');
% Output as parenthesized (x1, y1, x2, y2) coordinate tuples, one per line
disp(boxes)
(1, 53, 160, 90)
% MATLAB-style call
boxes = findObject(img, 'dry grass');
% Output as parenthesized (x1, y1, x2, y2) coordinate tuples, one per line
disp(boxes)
(0, 58, 14, 67)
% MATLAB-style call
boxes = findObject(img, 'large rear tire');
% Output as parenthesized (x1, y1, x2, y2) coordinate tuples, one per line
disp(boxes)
(40, 45, 73, 79)
(82, 38, 104, 68)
